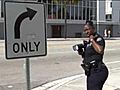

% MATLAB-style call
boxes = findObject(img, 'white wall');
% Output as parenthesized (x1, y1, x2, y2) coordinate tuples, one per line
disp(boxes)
(97, 1, 105, 22)
(106, 0, 112, 14)
(112, 1, 120, 22)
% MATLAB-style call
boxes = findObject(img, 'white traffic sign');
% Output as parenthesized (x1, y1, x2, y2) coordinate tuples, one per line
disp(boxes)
(4, 1, 47, 59)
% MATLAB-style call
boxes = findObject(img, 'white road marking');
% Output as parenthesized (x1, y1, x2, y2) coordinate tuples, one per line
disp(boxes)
(110, 67, 120, 71)
(106, 61, 120, 65)
(32, 74, 84, 90)
(32, 58, 120, 90)
(105, 48, 120, 51)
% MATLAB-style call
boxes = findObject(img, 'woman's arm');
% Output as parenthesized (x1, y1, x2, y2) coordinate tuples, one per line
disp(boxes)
(90, 35, 104, 54)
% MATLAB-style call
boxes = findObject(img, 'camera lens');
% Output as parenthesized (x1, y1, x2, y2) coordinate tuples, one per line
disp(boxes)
(73, 45, 79, 51)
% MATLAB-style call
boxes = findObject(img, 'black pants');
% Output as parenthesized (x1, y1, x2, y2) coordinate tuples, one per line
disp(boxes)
(87, 65, 108, 90)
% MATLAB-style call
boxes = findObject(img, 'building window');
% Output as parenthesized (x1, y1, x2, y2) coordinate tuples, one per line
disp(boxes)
(110, 2, 112, 7)
(106, 14, 112, 21)
(38, 0, 46, 3)
(0, 0, 1, 17)
(46, 0, 97, 21)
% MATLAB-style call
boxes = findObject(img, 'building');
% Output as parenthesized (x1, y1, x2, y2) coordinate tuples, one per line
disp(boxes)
(0, 0, 120, 39)
(112, 0, 120, 36)
(106, 0, 112, 21)
(40, 0, 98, 38)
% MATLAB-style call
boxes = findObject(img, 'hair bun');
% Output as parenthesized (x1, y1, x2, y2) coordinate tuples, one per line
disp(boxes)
(86, 20, 93, 26)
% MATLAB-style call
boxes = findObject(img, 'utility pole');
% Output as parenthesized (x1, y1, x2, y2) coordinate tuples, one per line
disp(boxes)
(64, 0, 67, 39)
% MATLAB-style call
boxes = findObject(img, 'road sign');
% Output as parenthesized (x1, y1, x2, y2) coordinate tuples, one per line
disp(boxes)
(4, 1, 47, 59)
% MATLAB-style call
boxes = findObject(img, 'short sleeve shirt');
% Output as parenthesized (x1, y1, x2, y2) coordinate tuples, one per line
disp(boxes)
(84, 33, 105, 63)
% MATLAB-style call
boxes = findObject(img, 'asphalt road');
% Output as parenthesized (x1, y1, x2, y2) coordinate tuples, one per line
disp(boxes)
(0, 39, 120, 90)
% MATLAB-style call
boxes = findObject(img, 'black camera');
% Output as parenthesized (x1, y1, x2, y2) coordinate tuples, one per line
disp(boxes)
(73, 44, 84, 51)
(73, 40, 87, 51)
(73, 40, 87, 57)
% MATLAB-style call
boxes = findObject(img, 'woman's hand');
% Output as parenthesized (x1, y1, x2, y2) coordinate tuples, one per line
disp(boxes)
(89, 35, 104, 54)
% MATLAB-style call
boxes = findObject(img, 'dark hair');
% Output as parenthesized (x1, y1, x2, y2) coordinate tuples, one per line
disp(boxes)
(86, 20, 93, 26)
(85, 20, 94, 29)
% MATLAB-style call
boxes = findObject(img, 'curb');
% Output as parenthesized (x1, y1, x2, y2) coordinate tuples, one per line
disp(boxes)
(32, 74, 84, 90)
(32, 61, 120, 90)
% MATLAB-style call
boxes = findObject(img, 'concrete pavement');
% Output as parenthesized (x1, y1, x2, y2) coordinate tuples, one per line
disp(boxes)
(32, 64, 120, 90)
(1, 38, 120, 90)
(53, 68, 120, 90)
(32, 37, 120, 90)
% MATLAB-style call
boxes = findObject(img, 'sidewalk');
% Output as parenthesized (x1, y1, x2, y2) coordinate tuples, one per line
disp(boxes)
(32, 38, 120, 90)
(1, 38, 120, 90)
(33, 68, 120, 90)
(54, 69, 120, 90)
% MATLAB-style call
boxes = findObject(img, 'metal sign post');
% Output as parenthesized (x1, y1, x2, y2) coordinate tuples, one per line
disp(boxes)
(25, 58, 31, 90)
(4, 1, 47, 90)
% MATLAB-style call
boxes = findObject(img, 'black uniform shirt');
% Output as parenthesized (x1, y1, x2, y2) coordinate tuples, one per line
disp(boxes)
(84, 32, 105, 64)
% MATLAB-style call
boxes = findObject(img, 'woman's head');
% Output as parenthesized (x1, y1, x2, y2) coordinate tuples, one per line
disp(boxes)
(84, 20, 95, 37)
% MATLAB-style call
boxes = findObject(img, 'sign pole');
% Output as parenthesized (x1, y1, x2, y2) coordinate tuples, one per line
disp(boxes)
(26, 58, 31, 90)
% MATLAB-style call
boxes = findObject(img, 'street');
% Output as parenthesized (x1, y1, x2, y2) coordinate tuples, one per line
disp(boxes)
(0, 38, 120, 90)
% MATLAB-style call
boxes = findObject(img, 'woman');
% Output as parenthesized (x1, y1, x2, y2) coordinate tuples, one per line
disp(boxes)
(79, 20, 109, 90)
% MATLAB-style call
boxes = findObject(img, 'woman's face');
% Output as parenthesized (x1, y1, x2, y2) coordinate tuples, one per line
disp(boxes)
(84, 24, 94, 37)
